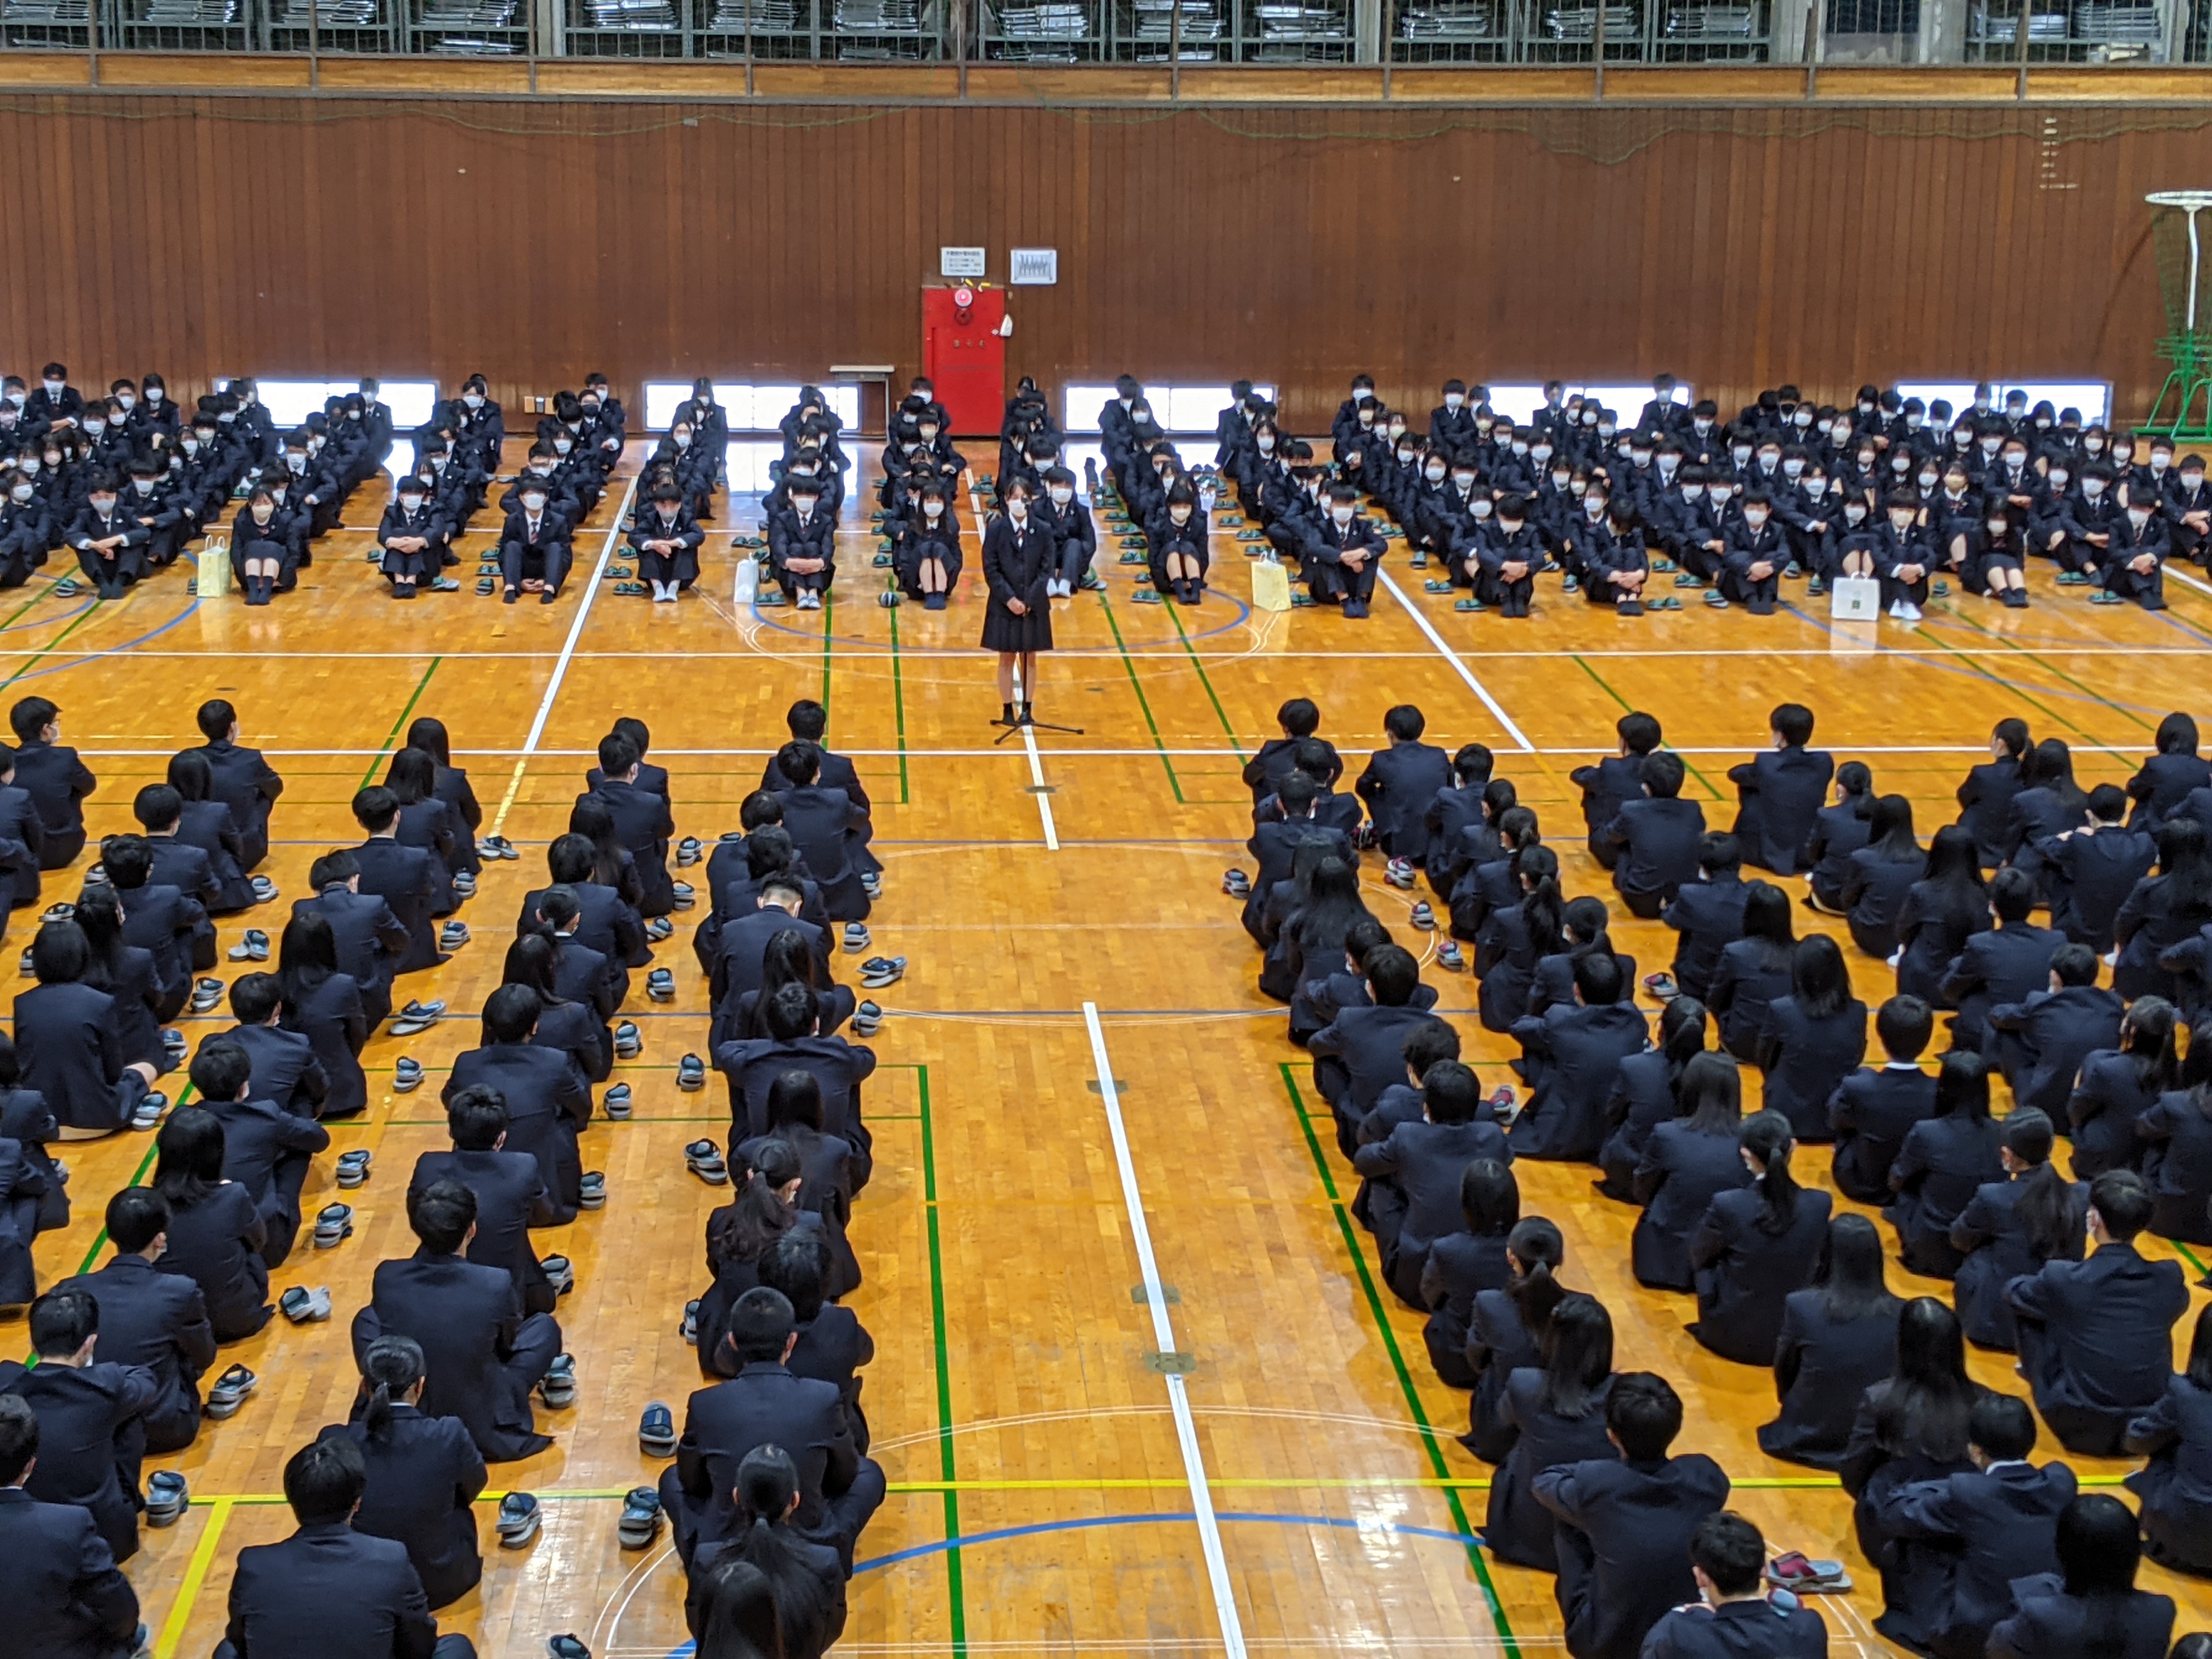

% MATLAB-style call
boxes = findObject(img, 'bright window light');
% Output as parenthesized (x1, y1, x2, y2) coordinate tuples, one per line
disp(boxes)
(1477, 383, 1688, 429)
(1894, 381, 2112, 425)
(215, 379, 438, 430)
(723, 441, 785, 495)
(643, 382, 859, 433)
(1063, 383, 1277, 437)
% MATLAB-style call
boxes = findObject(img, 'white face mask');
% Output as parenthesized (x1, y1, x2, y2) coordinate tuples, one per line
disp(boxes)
(1793, 411, 1813, 428)
(2185, 472, 2205, 489)
(400, 494, 424, 511)
(2130, 509, 2152, 527)
(1890, 515, 1914, 533)
(144, 389, 160, 404)
(924, 500, 943, 518)
(1597, 424, 1615, 439)
(1781, 459, 1804, 478)
(523, 495, 546, 513)
(1550, 471, 1572, 489)
(2152, 454, 2171, 472)
(1425, 465, 1446, 483)
(1257, 436, 1275, 453)
(2085, 438, 2105, 454)
(1008, 501, 1028, 520)
(1708, 488, 1731, 506)
(1331, 507, 1353, 526)
(674, 433, 691, 448)
(1444, 394, 1463, 409)
(19, 460, 36, 476)
(1731, 446, 1753, 465)
(252, 506, 273, 523)
(2084, 480, 2106, 498)
(1918, 471, 1939, 489)
(1979, 438, 2001, 456)
(1906, 413, 1925, 429)
(1745, 510, 1769, 527)
(42, 380, 61, 395)
(1510, 442, 1529, 458)
(181, 439, 198, 456)
(1694, 419, 1712, 435)
(555, 439, 573, 454)
(1845, 505, 1867, 523)
(1049, 486, 1073, 505)
(2003, 452, 2026, 470)
(134, 478, 154, 494)
(1657, 455, 1679, 474)
(91, 496, 116, 512)
(2049, 471, 2070, 489)
(1452, 473, 1475, 493)
(116, 395, 134, 411)
(1531, 445, 1551, 463)
(84, 419, 105, 435)
(464, 394, 484, 410)
(1987, 521, 2008, 538)
(8, 485, 30, 503)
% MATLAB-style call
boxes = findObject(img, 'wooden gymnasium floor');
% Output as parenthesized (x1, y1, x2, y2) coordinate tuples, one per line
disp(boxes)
(9, 436, 2212, 1659)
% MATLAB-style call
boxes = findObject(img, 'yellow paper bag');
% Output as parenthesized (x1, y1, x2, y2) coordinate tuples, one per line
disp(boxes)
(195, 539, 231, 598)
(1250, 557, 1292, 613)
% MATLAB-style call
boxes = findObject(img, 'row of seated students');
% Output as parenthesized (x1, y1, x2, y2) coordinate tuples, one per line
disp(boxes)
(0, 690, 894, 1657)
(1232, 689, 2212, 1657)
(1194, 370, 2207, 621)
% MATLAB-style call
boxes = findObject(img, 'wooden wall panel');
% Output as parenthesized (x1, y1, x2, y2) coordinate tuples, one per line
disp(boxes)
(0, 94, 2199, 432)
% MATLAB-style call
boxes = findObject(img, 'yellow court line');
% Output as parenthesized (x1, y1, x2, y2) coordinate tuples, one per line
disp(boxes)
(155, 1496, 235, 1659)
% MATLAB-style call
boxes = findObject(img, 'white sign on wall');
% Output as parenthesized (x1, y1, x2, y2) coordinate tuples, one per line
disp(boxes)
(939, 246, 987, 279)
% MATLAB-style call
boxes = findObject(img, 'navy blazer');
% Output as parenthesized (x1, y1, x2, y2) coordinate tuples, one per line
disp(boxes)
(283, 971, 369, 1119)
(2007, 1242, 2188, 1455)
(408, 1148, 551, 1312)
(1756, 996, 1867, 1144)
(1758, 1290, 1901, 1470)
(0, 1486, 140, 1659)
(1955, 756, 2024, 867)
(1638, 1595, 1830, 1657)
(441, 1043, 591, 1225)
(1508, 1001, 1649, 1161)
(1570, 753, 1648, 835)
(1727, 744, 1835, 874)
(1986, 1581, 2173, 1659)
(1532, 1452, 1731, 1659)
(0, 782, 45, 906)
(1352, 1117, 1511, 1270)
(521, 879, 647, 970)
(1354, 741, 1452, 859)
(2127, 749, 2211, 830)
(319, 1407, 488, 1611)
(1308, 1003, 1447, 1120)
(673, 1362, 862, 1551)
(2125, 1373, 2212, 1572)
(1888, 1113, 2004, 1278)
(1939, 919, 2063, 1049)
(1987, 985, 2123, 1122)
(2068, 1048, 2160, 1180)
(2047, 825, 2157, 952)
(223, 1521, 443, 1659)
(1662, 876, 1750, 1001)
(187, 738, 283, 869)
(0, 1359, 159, 1564)
(1690, 1186, 1832, 1366)
(52, 1251, 214, 1451)
(2135, 1088, 2212, 1244)
(1837, 848, 1920, 961)
(221, 1021, 330, 1120)
(1598, 1048, 1681, 1197)
(155, 1181, 269, 1342)
(1486, 1369, 1617, 1571)
(1633, 1121, 1753, 1291)
(14, 980, 127, 1133)
(352, 1248, 551, 1463)
(351, 837, 441, 974)
(7, 738, 95, 865)
(1950, 1173, 2090, 1350)
(1707, 939, 1791, 1062)
(292, 885, 410, 1023)
(1605, 796, 1707, 901)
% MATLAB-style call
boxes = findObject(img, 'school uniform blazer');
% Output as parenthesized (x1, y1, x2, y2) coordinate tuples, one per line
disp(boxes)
(353, 1248, 550, 1464)
(50, 1252, 214, 1446)
(2135, 1088, 2212, 1243)
(2126, 1373, 2212, 1566)
(2115, 873, 2211, 1001)
(1951, 758, 2021, 867)
(1567, 754, 1644, 837)
(1421, 786, 1487, 885)
(1639, 1589, 1831, 1657)
(1986, 985, 2123, 1121)
(2127, 751, 2211, 831)
(351, 838, 440, 974)
(1662, 877, 1750, 1001)
(1987, 1583, 2174, 1659)
(1803, 802, 1872, 900)
(1876, 1460, 2076, 1652)
(1896, 883, 1990, 1007)
(318, 1407, 486, 1613)
(1727, 745, 1835, 876)
(7, 738, 95, 864)
(1888, 1114, 2004, 1274)
(1487, 1370, 1618, 1571)
(1464, 1286, 1541, 1463)
(1527, 950, 1637, 1023)
(1352, 1119, 1511, 1263)
(2047, 825, 2158, 952)
(1949, 1175, 2090, 1350)
(223, 1520, 443, 1659)
(1707, 940, 1791, 1062)
(710, 906, 832, 1010)
(204, 1090, 329, 1206)
(1759, 1291, 1902, 1470)
(1508, 1002, 1650, 1161)
(1, 1085, 64, 1235)
(114, 881, 203, 1012)
(787, 1301, 875, 1431)
(0, 1359, 159, 1565)
(1419, 1230, 1513, 1359)
(282, 972, 368, 1120)
(2006, 1243, 2188, 1423)
(674, 1362, 861, 1549)
(776, 786, 867, 893)
(1308, 1004, 1448, 1119)
(715, 1034, 876, 1151)
(1632, 1122, 1754, 1290)
(409, 1148, 550, 1310)
(0, 1486, 140, 1659)
(1532, 1453, 1731, 1659)
(155, 1181, 268, 1341)
(187, 738, 283, 869)
(223, 1021, 330, 1120)
(519, 881, 647, 972)
(1939, 919, 2064, 1047)
(145, 834, 223, 916)
(293, 887, 410, 1018)
(1355, 742, 1452, 859)
(1756, 996, 1868, 1144)
(0, 783, 44, 906)
(15, 980, 127, 1133)
(1605, 797, 1708, 902)
(761, 743, 870, 817)
(1693, 1186, 1834, 1368)
(441, 1043, 591, 1226)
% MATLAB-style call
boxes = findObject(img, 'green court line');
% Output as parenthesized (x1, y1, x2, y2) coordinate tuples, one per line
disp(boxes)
(1939, 603, 2153, 744)
(887, 601, 913, 805)
(918, 1064, 968, 1657)
(0, 599, 103, 691)
(0, 580, 61, 634)
(1908, 624, 2102, 752)
(1279, 1064, 1517, 1655)
(72, 1084, 198, 1277)
(358, 657, 444, 787)
(1163, 598, 1247, 762)
(2177, 1241, 2208, 1279)
(1097, 592, 1186, 803)
(821, 589, 835, 716)
(1567, 654, 1725, 802)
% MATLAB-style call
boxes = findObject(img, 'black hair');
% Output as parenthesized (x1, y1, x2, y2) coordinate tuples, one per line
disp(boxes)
(1770, 703, 1814, 747)
(152, 1107, 225, 1211)
(1538, 1293, 1613, 1420)
(1384, 704, 1425, 742)
(730, 1442, 834, 1656)
(446, 1084, 510, 1151)
(2121, 996, 2183, 1098)
(2053, 1493, 2143, 1615)
(361, 1334, 427, 1444)
(0, 1396, 36, 1486)
(2051, 942, 2099, 988)
(1989, 865, 2036, 924)
(727, 1285, 798, 1367)
(483, 983, 541, 1046)
(1874, 1296, 1979, 1461)
(1505, 1216, 1567, 1335)
(1922, 825, 1991, 940)
(1460, 1158, 1519, 1237)
(1865, 794, 1920, 863)
(105, 1186, 170, 1256)
(692, 1557, 781, 1659)
(1679, 1049, 1742, 1137)
(2157, 711, 2200, 757)
(409, 1178, 477, 1254)
(1640, 751, 1685, 800)
(1933, 1049, 1991, 1125)
(2003, 1108, 2078, 1262)
(1690, 1513, 1767, 1598)
(1606, 1372, 1683, 1463)
(404, 715, 454, 767)
(132, 782, 184, 832)
(1618, 711, 1662, 755)
(2091, 1168, 2153, 1241)
(229, 970, 280, 1028)
(1876, 994, 1933, 1060)
(1740, 1110, 1801, 1236)
(284, 1437, 367, 1528)
(709, 1147, 801, 1276)
(1813, 1212, 1900, 1324)
(1420, 1058, 1480, 1125)
(1790, 934, 1852, 1022)
(352, 785, 400, 835)
(188, 1038, 253, 1105)
(1739, 882, 1795, 972)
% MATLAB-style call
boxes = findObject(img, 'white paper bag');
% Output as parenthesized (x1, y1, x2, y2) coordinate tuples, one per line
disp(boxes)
(1830, 573, 1880, 622)
(733, 555, 759, 605)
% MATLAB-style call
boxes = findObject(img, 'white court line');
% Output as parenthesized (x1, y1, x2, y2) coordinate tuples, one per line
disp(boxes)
(2168, 563, 2212, 601)
(489, 473, 640, 836)
(1082, 1001, 1248, 1659)
(69, 742, 2025, 760)
(1011, 667, 1060, 851)
(1372, 568, 1533, 752)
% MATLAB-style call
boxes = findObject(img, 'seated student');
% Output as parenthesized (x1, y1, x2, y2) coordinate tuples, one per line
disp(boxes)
(1951, 1109, 2090, 1352)
(149, 1108, 271, 1342)
(2069, 995, 2180, 1181)
(384, 749, 460, 918)
(101, 834, 206, 1025)
(218, 1436, 477, 1659)
(2002, 736, 2092, 890)
(2008, 1168, 2188, 1457)
(1986, 1493, 2175, 1659)
(1251, 735, 1364, 840)
(2137, 1013, 2212, 1244)
(1869, 1392, 2074, 1659)
(50, 1188, 212, 1456)
(319, 1335, 487, 1613)
(1632, 1052, 1749, 1291)
(1707, 882, 1796, 1063)
(763, 741, 869, 924)
(1759, 1214, 1903, 1470)
(1571, 712, 1660, 873)
(188, 1037, 328, 1271)
(1352, 1019, 1463, 1164)
(1486, 1294, 1620, 1572)
(1305, 484, 1385, 618)
(1638, 1510, 1829, 1658)
(694, 1141, 824, 1374)
(0, 751, 43, 915)
(1956, 717, 2032, 870)
(1757, 935, 1867, 1144)
(16, 920, 160, 1138)
(135, 783, 240, 926)
(711, 873, 831, 1012)
(526, 836, 649, 979)
(1688, 1111, 1831, 1365)
(1887, 1049, 2004, 1280)
(1475, 845, 1561, 1034)
(68, 885, 162, 1085)
(410, 1086, 559, 1316)
(185, 698, 284, 873)
(1526, 900, 1636, 1023)
(220, 972, 329, 1121)
(738, 1064, 866, 1265)
(502, 933, 608, 1093)
(0, 1392, 143, 1659)
(1506, 953, 1648, 1163)
(1144, 481, 1210, 607)
(716, 981, 876, 1155)
(294, 850, 412, 1030)
(759, 1227, 872, 1449)
(1717, 489, 1788, 613)
(274, 913, 368, 1121)
(1463, 1211, 1567, 1456)
(1307, 946, 1444, 1153)
(766, 475, 836, 610)
(1940, 866, 2063, 1052)
(1599, 751, 1705, 921)
(2100, 485, 2171, 610)
(2126, 712, 2211, 832)
(683, 1444, 849, 1659)
(165, 754, 257, 920)
(663, 1285, 885, 1572)
(7, 696, 94, 871)
(627, 478, 704, 605)
(354, 1179, 566, 1464)
(1418, 1158, 1518, 1389)
(0, 1291, 156, 1567)
(1243, 697, 1342, 804)
(1803, 761, 1876, 913)
(1354, 704, 1451, 870)
(1658, 833, 1750, 1003)
(443, 986, 595, 1228)
(375, 471, 452, 600)
(1243, 776, 1352, 944)
(1352, 1060, 1510, 1309)
(1985, 945, 2120, 1123)
(349, 787, 443, 978)
(66, 474, 151, 600)
(1597, 997, 1707, 1201)
(1899, 826, 1994, 1007)
(498, 472, 569, 604)
(889, 479, 962, 608)
(1533, 1372, 1731, 1659)
(577, 735, 676, 921)
(2129, 1306, 2212, 1580)
(1835, 794, 1923, 963)
(1726, 702, 1833, 877)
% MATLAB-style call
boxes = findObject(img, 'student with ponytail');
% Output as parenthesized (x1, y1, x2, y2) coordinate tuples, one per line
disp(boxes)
(2070, 995, 2180, 1180)
(1688, 1110, 1831, 1365)
(1463, 1215, 1564, 1463)
(1486, 1293, 1619, 1572)
(1805, 759, 1877, 913)
(319, 1334, 487, 1610)
(685, 1445, 846, 1659)
(1950, 1109, 2089, 1351)
(1475, 844, 1560, 1032)
(1630, 1051, 1748, 1291)
(1595, 995, 1706, 1201)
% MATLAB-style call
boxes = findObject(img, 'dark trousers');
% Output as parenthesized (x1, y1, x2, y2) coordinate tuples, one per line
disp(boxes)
(1312, 557, 1378, 606)
(1587, 828, 1620, 871)
(256, 1153, 314, 1268)
(2015, 1321, 2134, 1457)
(2106, 556, 2168, 610)
(1617, 883, 1668, 920)
(501, 539, 572, 594)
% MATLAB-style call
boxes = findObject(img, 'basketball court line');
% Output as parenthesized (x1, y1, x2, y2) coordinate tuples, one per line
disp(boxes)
(1370, 568, 1533, 751)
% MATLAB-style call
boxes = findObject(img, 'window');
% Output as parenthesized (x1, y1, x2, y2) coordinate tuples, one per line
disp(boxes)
(1480, 382, 1690, 427)
(1063, 383, 1277, 436)
(1894, 381, 2111, 425)
(215, 378, 439, 429)
(641, 382, 860, 433)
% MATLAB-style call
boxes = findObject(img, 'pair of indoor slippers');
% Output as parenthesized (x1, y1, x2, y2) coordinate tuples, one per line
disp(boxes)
(685, 1138, 729, 1184)
(314, 1204, 354, 1249)
(226, 929, 270, 963)
(676, 1053, 707, 1092)
(204, 1364, 258, 1420)
(1222, 868, 1251, 899)
(860, 955, 906, 989)
(478, 835, 520, 861)
(851, 999, 883, 1037)
(129, 1093, 170, 1132)
(647, 968, 676, 1002)
(603, 1082, 633, 1120)
(391, 998, 445, 1037)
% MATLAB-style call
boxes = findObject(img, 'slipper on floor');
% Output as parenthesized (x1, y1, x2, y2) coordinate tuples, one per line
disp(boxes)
(1453, 597, 1485, 613)
(685, 1138, 728, 1183)
(1409, 901, 1437, 932)
(1643, 972, 1679, 1001)
(843, 922, 872, 952)
(578, 1171, 606, 1211)
(130, 1093, 168, 1132)
(145, 1471, 190, 1526)
(389, 1015, 438, 1037)
(1130, 589, 1163, 605)
(860, 955, 907, 989)
(1423, 579, 1453, 594)
(226, 928, 270, 963)
(618, 1487, 663, 1550)
(399, 998, 445, 1022)
(1223, 868, 1251, 898)
(644, 916, 675, 942)
(498, 1492, 542, 1549)
(614, 1020, 642, 1059)
(280, 1285, 332, 1324)
(671, 882, 695, 911)
(1385, 858, 1415, 890)
(676, 1053, 707, 1092)
(602, 1082, 632, 1120)
(313, 1203, 354, 1249)
(675, 836, 703, 867)
(205, 1363, 258, 1419)
(336, 1149, 373, 1189)
(392, 1057, 425, 1093)
(542, 1254, 575, 1295)
(639, 1401, 678, 1457)
(1436, 940, 1468, 972)
(2091, 590, 2125, 605)
(1290, 594, 1317, 608)
(646, 968, 675, 1002)
(539, 1353, 576, 1409)
(852, 999, 883, 1037)
(190, 977, 225, 1013)
(681, 1299, 699, 1345)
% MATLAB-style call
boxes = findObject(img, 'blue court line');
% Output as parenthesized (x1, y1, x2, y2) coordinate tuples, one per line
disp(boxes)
(0, 596, 97, 634)
(7, 599, 201, 684)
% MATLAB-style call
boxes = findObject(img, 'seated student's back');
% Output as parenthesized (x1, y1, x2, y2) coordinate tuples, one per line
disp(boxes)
(1985, 1493, 2174, 1659)
(1637, 1510, 1829, 1657)
(0, 1392, 142, 1659)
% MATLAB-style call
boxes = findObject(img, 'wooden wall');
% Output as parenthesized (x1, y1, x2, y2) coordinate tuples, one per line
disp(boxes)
(1, 92, 2204, 431)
